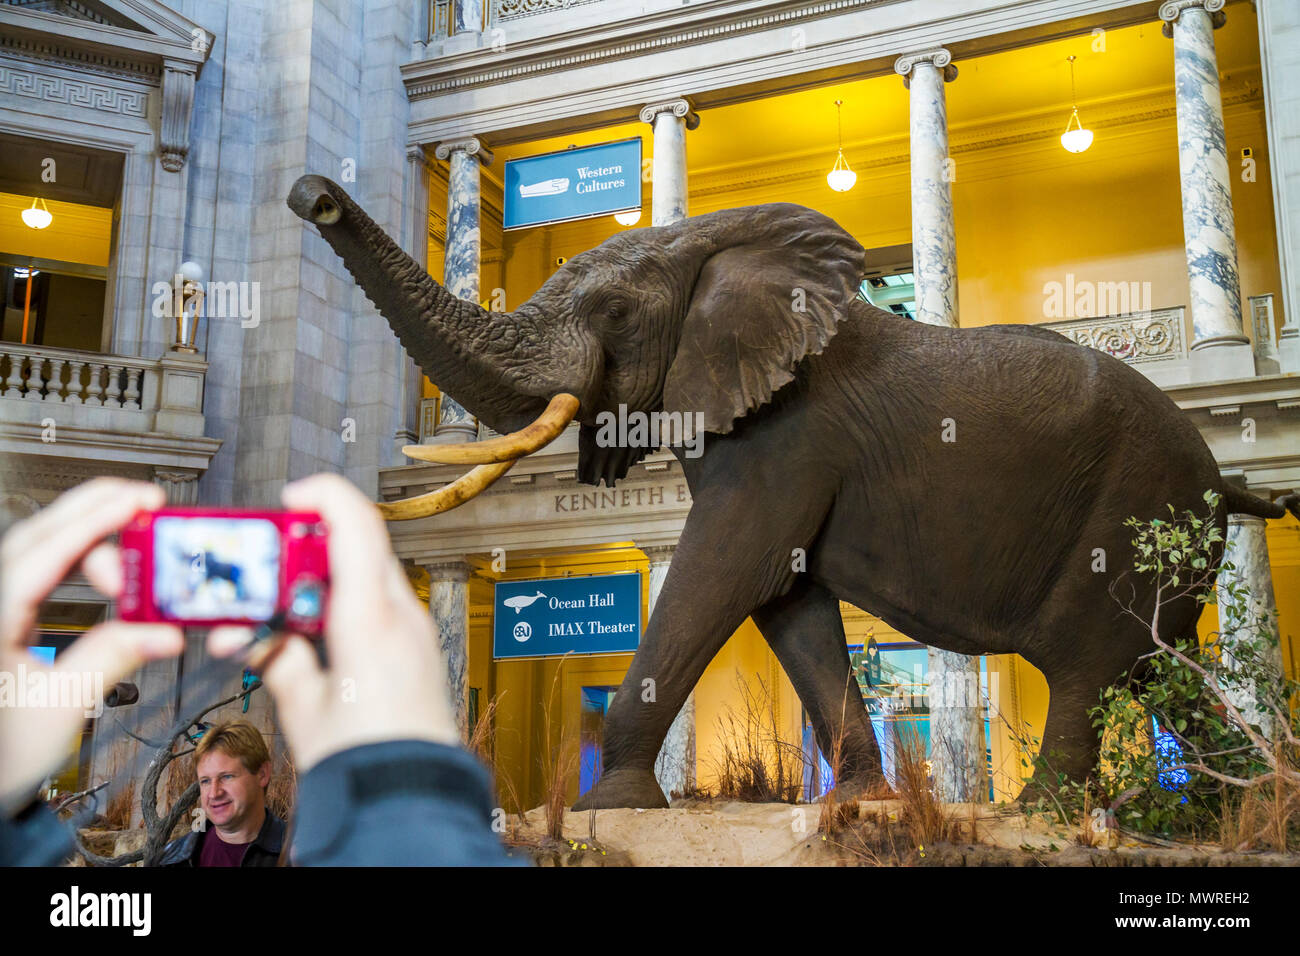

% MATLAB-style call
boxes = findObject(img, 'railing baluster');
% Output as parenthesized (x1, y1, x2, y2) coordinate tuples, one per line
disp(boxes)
(85, 363, 104, 406)
(64, 360, 85, 405)
(123, 368, 142, 410)
(2, 351, 21, 399)
(43, 358, 66, 402)
(24, 356, 45, 401)
(104, 364, 123, 408)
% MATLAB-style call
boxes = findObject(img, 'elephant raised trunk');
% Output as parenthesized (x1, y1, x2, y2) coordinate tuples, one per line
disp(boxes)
(287, 174, 580, 519)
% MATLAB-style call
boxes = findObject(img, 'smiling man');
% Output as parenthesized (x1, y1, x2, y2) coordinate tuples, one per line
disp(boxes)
(159, 720, 286, 867)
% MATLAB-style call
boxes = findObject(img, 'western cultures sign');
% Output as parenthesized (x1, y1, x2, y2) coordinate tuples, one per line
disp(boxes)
(503, 138, 642, 230)
(493, 572, 642, 659)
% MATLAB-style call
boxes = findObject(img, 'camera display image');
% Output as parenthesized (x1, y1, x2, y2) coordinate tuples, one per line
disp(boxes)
(153, 517, 280, 622)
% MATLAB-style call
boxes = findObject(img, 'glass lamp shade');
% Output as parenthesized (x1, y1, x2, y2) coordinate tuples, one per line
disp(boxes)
(614, 210, 641, 226)
(22, 198, 52, 229)
(1061, 109, 1093, 154)
(826, 151, 857, 192)
(1060, 128, 1094, 153)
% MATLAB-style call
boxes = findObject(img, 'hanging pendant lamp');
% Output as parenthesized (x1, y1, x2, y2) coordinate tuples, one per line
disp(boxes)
(1060, 56, 1094, 154)
(826, 99, 857, 192)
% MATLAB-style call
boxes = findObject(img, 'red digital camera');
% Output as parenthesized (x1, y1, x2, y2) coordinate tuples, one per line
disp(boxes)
(118, 508, 329, 636)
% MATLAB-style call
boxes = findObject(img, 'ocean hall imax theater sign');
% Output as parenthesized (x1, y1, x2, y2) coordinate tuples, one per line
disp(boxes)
(503, 138, 642, 230)
(493, 572, 642, 659)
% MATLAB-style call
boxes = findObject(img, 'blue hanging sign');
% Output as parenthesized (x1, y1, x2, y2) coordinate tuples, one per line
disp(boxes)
(493, 572, 642, 659)
(502, 138, 642, 231)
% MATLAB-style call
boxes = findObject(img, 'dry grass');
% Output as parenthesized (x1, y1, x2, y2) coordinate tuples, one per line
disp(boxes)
(265, 746, 297, 822)
(1219, 768, 1299, 853)
(101, 739, 139, 829)
(162, 750, 194, 806)
(892, 722, 959, 847)
(463, 691, 533, 843)
(710, 672, 806, 804)
(816, 680, 858, 836)
(538, 662, 579, 841)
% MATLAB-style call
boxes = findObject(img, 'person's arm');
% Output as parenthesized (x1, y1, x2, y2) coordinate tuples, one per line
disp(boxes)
(0, 479, 185, 866)
(217, 474, 521, 866)
(292, 740, 521, 866)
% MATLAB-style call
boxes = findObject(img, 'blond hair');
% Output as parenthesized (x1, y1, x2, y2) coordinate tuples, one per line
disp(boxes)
(195, 719, 271, 780)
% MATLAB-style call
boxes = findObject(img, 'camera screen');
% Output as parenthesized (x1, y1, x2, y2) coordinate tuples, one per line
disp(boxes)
(153, 517, 280, 621)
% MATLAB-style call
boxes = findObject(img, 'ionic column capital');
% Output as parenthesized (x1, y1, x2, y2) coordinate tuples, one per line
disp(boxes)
(1160, 0, 1226, 35)
(434, 137, 494, 167)
(894, 48, 958, 86)
(642, 544, 677, 566)
(407, 144, 432, 167)
(639, 98, 700, 131)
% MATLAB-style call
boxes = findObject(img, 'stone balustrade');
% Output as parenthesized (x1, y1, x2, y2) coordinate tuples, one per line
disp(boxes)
(1, 342, 153, 409)
(0, 342, 208, 438)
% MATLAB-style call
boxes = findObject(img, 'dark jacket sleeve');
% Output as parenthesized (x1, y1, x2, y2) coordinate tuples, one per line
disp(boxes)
(290, 739, 526, 866)
(1, 799, 75, 867)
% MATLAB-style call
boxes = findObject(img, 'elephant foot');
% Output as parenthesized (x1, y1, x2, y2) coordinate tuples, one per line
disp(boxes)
(830, 770, 892, 802)
(572, 768, 668, 811)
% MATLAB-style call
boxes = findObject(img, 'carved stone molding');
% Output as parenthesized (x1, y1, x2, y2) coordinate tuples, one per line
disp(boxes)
(490, 0, 605, 24)
(1043, 308, 1188, 366)
(639, 98, 700, 131)
(894, 48, 958, 86)
(0, 40, 159, 81)
(0, 58, 148, 115)
(433, 136, 494, 166)
(1159, 0, 1227, 36)
(159, 60, 196, 171)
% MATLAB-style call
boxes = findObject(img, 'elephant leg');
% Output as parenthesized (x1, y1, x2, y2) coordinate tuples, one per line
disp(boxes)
(752, 580, 886, 798)
(1023, 650, 1139, 796)
(573, 482, 831, 811)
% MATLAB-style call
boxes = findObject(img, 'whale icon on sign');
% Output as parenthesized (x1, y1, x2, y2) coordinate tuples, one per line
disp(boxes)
(504, 591, 546, 614)
(519, 178, 569, 198)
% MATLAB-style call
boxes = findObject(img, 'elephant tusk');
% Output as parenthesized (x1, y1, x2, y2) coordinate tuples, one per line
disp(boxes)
(377, 460, 517, 521)
(399, 393, 580, 465)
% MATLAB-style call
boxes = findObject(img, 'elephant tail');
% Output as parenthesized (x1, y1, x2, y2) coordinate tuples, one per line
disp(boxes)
(1224, 485, 1300, 521)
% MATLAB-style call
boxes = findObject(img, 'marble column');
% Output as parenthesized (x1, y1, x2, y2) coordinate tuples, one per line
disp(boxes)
(897, 47, 984, 800)
(426, 559, 471, 739)
(1216, 506, 1285, 734)
(640, 99, 699, 226)
(895, 49, 960, 328)
(644, 544, 695, 797)
(1160, 0, 1253, 382)
(432, 137, 493, 442)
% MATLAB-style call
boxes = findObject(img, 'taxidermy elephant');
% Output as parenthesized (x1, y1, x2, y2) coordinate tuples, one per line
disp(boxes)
(288, 174, 1299, 809)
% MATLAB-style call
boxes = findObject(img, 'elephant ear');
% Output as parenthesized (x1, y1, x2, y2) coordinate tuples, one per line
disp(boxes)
(663, 205, 865, 435)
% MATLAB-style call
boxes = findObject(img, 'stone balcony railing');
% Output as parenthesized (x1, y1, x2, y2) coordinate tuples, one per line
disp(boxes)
(0, 341, 219, 471)
(1040, 306, 1191, 387)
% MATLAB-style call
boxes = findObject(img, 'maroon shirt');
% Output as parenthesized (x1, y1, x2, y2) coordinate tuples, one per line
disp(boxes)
(198, 828, 251, 867)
